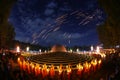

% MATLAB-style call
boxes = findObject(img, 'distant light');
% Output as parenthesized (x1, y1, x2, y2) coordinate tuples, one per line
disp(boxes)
(116, 45, 120, 48)
(83, 51, 86, 53)
(96, 46, 100, 53)
(39, 49, 41, 52)
(100, 54, 106, 58)
(76, 48, 79, 52)
(27, 58, 30, 60)
(3, 53, 5, 56)
(45, 50, 47, 53)
(26, 47, 29, 52)
(16, 46, 20, 53)
(91, 46, 94, 51)
(70, 49, 73, 53)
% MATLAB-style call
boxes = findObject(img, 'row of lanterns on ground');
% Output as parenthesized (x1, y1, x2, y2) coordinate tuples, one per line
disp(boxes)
(17, 57, 102, 77)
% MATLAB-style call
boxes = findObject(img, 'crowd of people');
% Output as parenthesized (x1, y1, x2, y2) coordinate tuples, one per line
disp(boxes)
(0, 52, 32, 80)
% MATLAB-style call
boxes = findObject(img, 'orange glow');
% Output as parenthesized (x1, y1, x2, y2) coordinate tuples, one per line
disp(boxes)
(35, 64, 40, 76)
(98, 60, 101, 64)
(91, 59, 98, 71)
(17, 57, 20, 62)
(66, 65, 71, 74)
(50, 65, 55, 77)
(77, 63, 83, 71)
(38, 67, 41, 74)
(27, 62, 30, 73)
(83, 62, 89, 73)
(91, 59, 97, 66)
(58, 64, 63, 74)
(32, 64, 34, 68)
(19, 61, 23, 69)
(42, 64, 48, 77)
(17, 54, 103, 77)
(97, 59, 102, 69)
(77, 63, 83, 75)
(23, 61, 26, 71)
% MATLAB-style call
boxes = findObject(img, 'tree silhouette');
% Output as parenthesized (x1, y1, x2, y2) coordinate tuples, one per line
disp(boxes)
(97, 0, 120, 48)
(0, 0, 17, 49)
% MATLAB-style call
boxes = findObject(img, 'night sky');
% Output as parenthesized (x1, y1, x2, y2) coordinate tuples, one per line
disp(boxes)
(9, 0, 105, 47)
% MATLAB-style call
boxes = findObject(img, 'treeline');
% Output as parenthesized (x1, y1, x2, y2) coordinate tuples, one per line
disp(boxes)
(0, 0, 16, 49)
(97, 0, 120, 48)
(67, 46, 91, 51)
(13, 40, 48, 51)
(12, 40, 91, 51)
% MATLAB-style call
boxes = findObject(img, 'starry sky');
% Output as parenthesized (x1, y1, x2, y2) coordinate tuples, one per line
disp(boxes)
(9, 0, 105, 47)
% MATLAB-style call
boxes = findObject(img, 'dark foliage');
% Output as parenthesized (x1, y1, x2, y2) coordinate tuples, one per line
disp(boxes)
(97, 0, 120, 48)
(0, 0, 17, 49)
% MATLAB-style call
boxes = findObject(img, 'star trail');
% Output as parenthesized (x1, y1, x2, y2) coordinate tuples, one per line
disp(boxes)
(9, 0, 105, 46)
